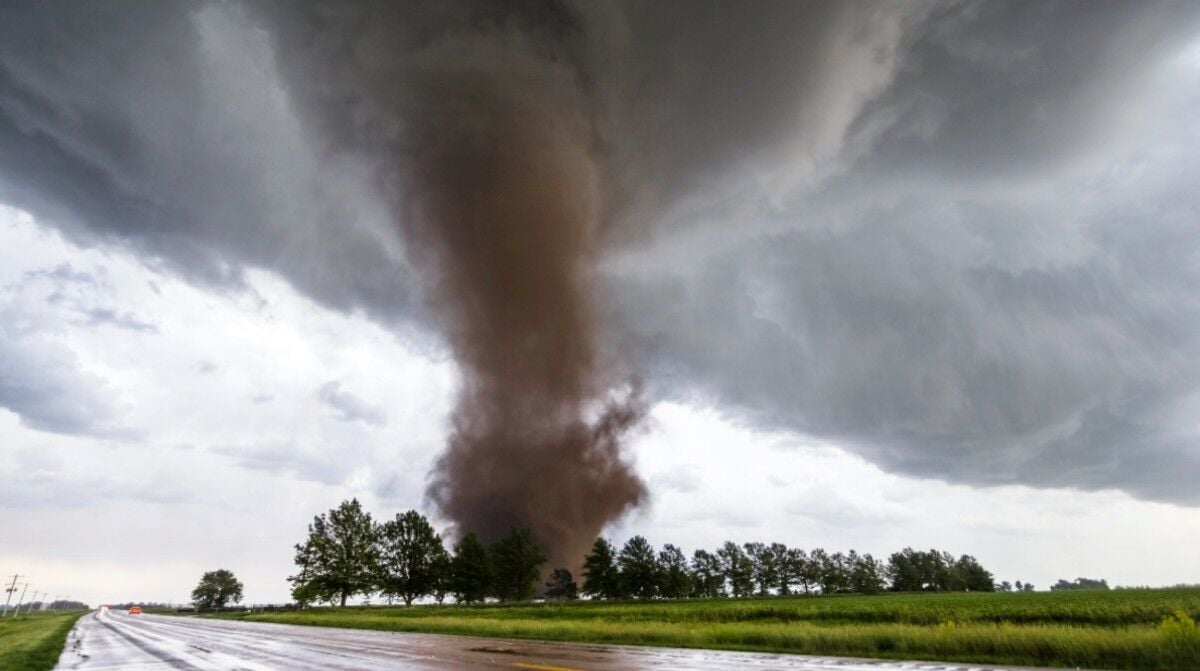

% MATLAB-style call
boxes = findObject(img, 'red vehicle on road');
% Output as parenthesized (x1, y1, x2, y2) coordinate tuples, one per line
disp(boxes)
(128, 605, 142, 615)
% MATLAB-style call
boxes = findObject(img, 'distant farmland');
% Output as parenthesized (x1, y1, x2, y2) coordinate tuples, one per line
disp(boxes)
(220, 587, 1200, 670)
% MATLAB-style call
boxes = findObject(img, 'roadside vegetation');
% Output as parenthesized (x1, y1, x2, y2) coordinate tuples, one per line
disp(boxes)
(0, 611, 87, 671)
(242, 500, 1200, 668)
(288, 500, 1002, 608)
(223, 588, 1200, 670)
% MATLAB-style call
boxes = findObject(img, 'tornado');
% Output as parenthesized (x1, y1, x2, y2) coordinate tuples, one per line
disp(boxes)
(392, 27, 647, 571)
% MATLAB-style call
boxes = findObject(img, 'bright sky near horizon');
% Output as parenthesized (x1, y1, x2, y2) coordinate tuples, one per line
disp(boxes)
(2, 2, 1200, 605)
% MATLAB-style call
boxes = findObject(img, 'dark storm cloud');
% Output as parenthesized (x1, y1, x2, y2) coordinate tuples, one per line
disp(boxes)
(0, 1, 415, 321)
(613, 68, 1200, 504)
(1, 0, 1199, 521)
(317, 381, 387, 427)
(848, 1, 1200, 184)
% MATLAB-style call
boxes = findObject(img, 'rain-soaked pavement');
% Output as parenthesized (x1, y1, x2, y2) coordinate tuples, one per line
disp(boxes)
(55, 609, 1067, 671)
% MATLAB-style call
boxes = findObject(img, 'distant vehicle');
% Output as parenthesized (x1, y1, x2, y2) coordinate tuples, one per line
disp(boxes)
(128, 606, 142, 615)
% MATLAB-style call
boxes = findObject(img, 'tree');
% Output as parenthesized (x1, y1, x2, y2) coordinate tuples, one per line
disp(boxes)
(808, 548, 844, 593)
(581, 538, 623, 600)
(289, 540, 323, 607)
(794, 548, 820, 594)
(887, 547, 940, 591)
(450, 532, 491, 604)
(952, 555, 994, 592)
(886, 548, 995, 593)
(717, 542, 754, 597)
(544, 569, 579, 600)
(191, 569, 243, 611)
(804, 548, 827, 592)
(490, 528, 546, 601)
(847, 552, 886, 594)
(744, 542, 779, 596)
(291, 498, 379, 607)
(431, 546, 452, 604)
(773, 543, 795, 595)
(377, 510, 447, 606)
(1051, 577, 1109, 591)
(657, 544, 693, 599)
(690, 549, 725, 598)
(618, 536, 660, 599)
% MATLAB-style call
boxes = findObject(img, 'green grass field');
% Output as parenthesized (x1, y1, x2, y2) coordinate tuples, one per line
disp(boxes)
(0, 611, 86, 671)
(222, 589, 1200, 670)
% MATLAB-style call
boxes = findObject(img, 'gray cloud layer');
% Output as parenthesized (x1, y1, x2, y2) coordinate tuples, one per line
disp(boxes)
(1, 1, 1198, 503)
(0, 262, 137, 437)
(317, 381, 387, 427)
(0, 311, 132, 438)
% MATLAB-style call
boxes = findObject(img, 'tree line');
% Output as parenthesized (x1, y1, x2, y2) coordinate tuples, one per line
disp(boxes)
(580, 539, 996, 599)
(1050, 577, 1109, 591)
(288, 499, 998, 607)
(289, 500, 547, 606)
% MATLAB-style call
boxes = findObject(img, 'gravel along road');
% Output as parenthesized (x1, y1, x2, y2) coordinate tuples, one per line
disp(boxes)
(55, 609, 1065, 671)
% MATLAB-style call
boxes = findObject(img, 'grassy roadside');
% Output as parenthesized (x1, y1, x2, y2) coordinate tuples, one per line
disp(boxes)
(0, 611, 87, 671)
(218, 589, 1200, 670)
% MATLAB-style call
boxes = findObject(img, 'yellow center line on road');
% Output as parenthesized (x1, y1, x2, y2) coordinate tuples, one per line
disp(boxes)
(511, 662, 586, 671)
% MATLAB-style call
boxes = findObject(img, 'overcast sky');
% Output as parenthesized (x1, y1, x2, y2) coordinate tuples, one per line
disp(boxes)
(2, 1, 1200, 606)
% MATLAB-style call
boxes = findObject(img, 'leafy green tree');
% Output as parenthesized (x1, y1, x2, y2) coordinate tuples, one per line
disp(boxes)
(544, 569, 579, 600)
(807, 548, 836, 593)
(582, 538, 623, 600)
(717, 541, 754, 597)
(291, 498, 380, 606)
(431, 546, 452, 604)
(289, 540, 324, 607)
(847, 551, 886, 594)
(490, 528, 546, 601)
(690, 549, 725, 598)
(657, 544, 693, 599)
(191, 569, 243, 611)
(773, 543, 795, 595)
(1051, 577, 1110, 591)
(793, 548, 819, 594)
(952, 554, 994, 592)
(618, 535, 660, 599)
(450, 532, 492, 603)
(744, 542, 779, 596)
(886, 548, 995, 592)
(377, 510, 447, 606)
(825, 551, 852, 593)
(887, 547, 939, 591)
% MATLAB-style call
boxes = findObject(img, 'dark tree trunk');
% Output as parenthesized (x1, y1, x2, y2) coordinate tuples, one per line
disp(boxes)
(340, 592, 347, 607)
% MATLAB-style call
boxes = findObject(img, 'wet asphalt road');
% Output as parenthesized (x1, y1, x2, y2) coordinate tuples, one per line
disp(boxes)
(55, 609, 1066, 671)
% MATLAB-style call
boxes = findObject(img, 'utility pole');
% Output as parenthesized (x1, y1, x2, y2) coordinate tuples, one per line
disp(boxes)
(3, 575, 20, 616)
(21, 590, 38, 615)
(14, 583, 28, 616)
